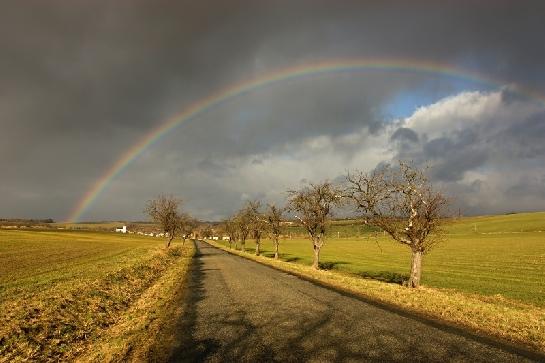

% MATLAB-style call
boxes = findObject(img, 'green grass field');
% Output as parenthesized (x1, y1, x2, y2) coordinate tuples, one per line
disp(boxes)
(226, 212, 545, 306)
(0, 229, 193, 361)
(0, 230, 157, 296)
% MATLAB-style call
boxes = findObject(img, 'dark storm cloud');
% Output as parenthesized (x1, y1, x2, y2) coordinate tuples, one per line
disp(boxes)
(1, 0, 545, 220)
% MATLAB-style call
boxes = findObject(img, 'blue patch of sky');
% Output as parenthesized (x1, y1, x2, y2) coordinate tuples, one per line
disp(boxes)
(382, 75, 496, 120)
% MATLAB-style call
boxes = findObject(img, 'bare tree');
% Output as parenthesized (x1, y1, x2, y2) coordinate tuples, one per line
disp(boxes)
(180, 214, 198, 246)
(247, 200, 267, 256)
(265, 204, 284, 259)
(346, 162, 449, 288)
(144, 195, 183, 248)
(224, 217, 239, 249)
(235, 207, 251, 252)
(202, 225, 213, 239)
(287, 181, 343, 269)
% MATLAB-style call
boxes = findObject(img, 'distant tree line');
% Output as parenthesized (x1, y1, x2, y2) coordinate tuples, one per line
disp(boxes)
(0, 218, 55, 226)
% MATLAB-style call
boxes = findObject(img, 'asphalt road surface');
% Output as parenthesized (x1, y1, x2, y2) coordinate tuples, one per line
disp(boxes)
(168, 241, 541, 362)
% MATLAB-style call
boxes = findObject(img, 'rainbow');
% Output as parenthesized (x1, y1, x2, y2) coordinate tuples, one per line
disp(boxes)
(66, 58, 542, 222)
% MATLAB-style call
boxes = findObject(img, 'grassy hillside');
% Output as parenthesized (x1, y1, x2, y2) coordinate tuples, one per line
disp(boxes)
(280, 211, 545, 238)
(0, 230, 194, 362)
(446, 211, 545, 234)
(223, 212, 545, 306)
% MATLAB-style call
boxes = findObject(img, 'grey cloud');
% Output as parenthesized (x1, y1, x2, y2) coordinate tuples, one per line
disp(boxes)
(420, 129, 487, 182)
(196, 158, 235, 178)
(391, 128, 419, 143)
(496, 112, 545, 159)
(506, 174, 545, 200)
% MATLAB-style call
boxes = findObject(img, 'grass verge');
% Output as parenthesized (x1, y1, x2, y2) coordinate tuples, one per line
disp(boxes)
(78, 241, 195, 362)
(0, 237, 195, 362)
(206, 239, 545, 354)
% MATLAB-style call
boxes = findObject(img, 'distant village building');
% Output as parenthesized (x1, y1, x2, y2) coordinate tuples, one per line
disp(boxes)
(115, 225, 127, 233)
(222, 236, 230, 241)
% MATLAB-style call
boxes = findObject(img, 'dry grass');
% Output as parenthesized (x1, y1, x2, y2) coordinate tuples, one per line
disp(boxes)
(207, 240, 545, 354)
(0, 230, 195, 362)
(78, 242, 195, 362)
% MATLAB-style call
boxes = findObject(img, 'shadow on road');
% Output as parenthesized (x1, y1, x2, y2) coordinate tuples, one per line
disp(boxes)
(166, 242, 543, 363)
(167, 244, 218, 362)
(167, 243, 278, 362)
(165, 244, 425, 362)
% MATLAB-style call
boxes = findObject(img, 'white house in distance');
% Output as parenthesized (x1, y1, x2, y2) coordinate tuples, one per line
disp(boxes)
(115, 225, 127, 233)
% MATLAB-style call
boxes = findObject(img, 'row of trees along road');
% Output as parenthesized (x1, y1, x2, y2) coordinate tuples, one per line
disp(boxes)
(224, 162, 449, 288)
(223, 201, 284, 256)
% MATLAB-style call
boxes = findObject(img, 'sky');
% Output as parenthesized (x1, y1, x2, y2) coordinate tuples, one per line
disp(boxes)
(1, 0, 545, 221)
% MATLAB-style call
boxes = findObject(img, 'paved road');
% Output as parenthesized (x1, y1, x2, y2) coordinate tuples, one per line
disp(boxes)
(169, 241, 540, 362)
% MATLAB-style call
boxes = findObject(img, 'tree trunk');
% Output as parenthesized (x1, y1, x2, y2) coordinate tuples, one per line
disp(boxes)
(182, 238, 186, 247)
(255, 239, 260, 256)
(166, 236, 174, 248)
(408, 250, 423, 288)
(274, 238, 279, 259)
(241, 240, 246, 252)
(312, 242, 321, 269)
